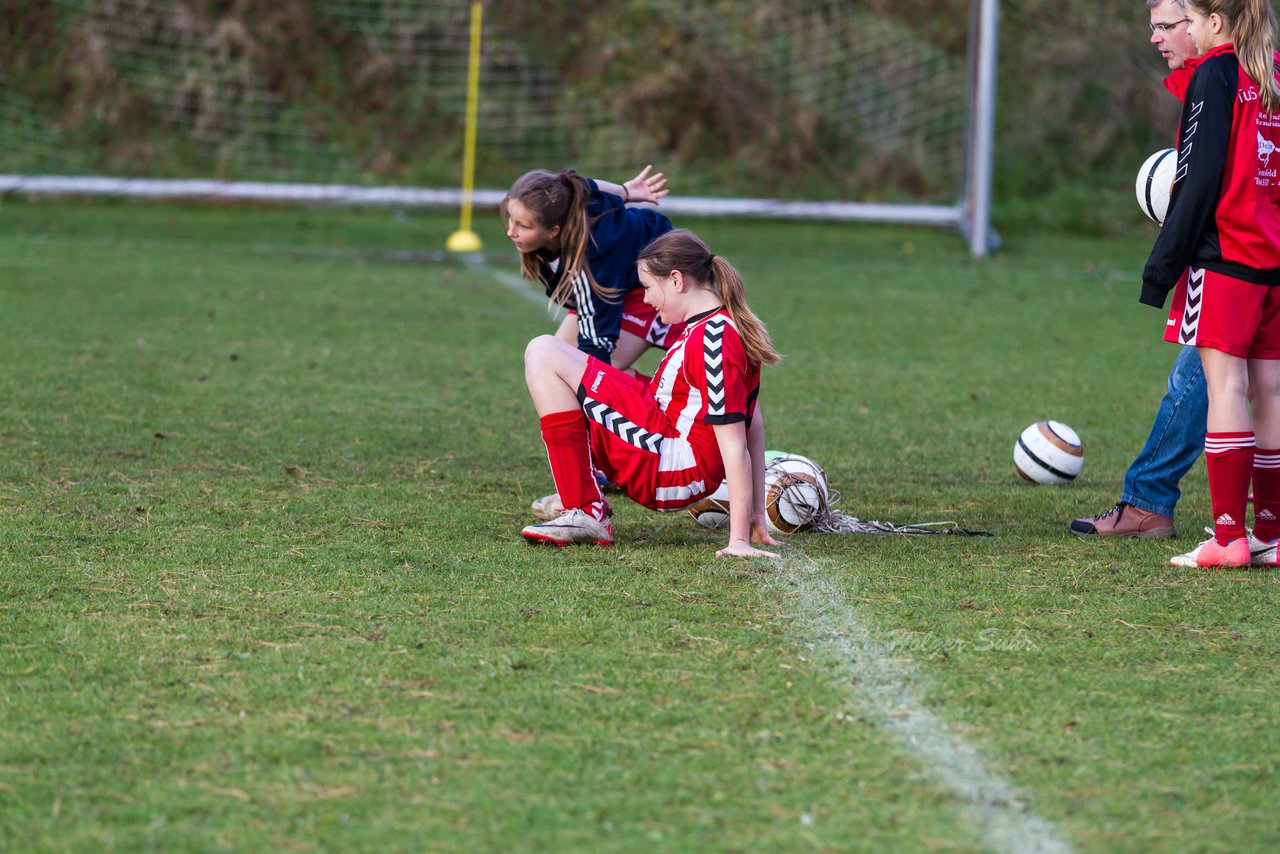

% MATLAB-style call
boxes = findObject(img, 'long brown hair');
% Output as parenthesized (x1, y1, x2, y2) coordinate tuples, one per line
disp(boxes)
(1189, 0, 1280, 112)
(500, 169, 616, 307)
(637, 230, 780, 366)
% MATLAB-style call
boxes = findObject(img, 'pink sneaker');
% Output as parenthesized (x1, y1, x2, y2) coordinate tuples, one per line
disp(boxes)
(1169, 536, 1250, 568)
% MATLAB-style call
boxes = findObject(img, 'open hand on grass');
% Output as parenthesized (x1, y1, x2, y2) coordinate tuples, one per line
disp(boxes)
(717, 537, 782, 560)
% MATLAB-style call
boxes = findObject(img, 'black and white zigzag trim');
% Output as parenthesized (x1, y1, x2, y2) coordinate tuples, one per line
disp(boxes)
(1180, 268, 1204, 345)
(582, 398, 664, 453)
(704, 318, 726, 417)
(646, 316, 672, 345)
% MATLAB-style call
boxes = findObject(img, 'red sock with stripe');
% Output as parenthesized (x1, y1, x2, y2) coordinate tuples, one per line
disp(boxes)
(1204, 431, 1254, 544)
(539, 410, 607, 520)
(1252, 447, 1280, 541)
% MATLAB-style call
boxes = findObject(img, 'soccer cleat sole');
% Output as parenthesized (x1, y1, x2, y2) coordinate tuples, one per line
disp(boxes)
(1129, 525, 1177, 539)
(521, 531, 612, 547)
(1070, 524, 1176, 539)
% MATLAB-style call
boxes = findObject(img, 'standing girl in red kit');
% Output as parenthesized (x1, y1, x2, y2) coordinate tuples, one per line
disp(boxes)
(519, 230, 781, 559)
(1140, 0, 1280, 566)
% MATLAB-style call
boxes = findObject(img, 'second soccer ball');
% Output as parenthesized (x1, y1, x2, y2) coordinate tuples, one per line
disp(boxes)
(1014, 421, 1083, 485)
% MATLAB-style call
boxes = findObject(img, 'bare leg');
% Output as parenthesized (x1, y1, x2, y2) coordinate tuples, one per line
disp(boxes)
(525, 335, 590, 417)
(1248, 359, 1280, 446)
(553, 313, 577, 346)
(1199, 347, 1250, 432)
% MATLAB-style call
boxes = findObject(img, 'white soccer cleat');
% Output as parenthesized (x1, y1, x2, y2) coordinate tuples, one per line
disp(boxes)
(521, 508, 614, 547)
(1169, 536, 1250, 568)
(530, 492, 565, 522)
(1248, 531, 1279, 567)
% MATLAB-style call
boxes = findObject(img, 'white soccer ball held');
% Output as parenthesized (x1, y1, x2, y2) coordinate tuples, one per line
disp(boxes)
(1136, 148, 1177, 225)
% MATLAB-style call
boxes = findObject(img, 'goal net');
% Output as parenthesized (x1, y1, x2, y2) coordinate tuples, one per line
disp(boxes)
(1, 0, 996, 252)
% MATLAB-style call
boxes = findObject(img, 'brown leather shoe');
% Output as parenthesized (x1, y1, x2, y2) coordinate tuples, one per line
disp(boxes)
(1070, 502, 1176, 538)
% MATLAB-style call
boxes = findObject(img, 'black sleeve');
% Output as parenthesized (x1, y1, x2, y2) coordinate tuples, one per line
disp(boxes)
(1140, 58, 1236, 307)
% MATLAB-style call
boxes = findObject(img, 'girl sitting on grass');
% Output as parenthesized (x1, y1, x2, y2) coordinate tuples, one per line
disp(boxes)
(519, 229, 782, 559)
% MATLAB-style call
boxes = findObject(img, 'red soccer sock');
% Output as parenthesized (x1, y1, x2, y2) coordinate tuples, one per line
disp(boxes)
(539, 410, 607, 519)
(1204, 431, 1254, 544)
(1252, 447, 1280, 541)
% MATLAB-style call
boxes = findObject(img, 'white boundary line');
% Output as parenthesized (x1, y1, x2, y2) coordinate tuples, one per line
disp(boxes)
(777, 551, 1072, 854)
(0, 175, 964, 225)
(475, 260, 571, 323)
(477, 259, 1071, 852)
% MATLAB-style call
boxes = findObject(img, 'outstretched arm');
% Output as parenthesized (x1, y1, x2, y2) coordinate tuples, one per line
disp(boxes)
(593, 165, 669, 206)
(746, 405, 779, 547)
(713, 421, 781, 560)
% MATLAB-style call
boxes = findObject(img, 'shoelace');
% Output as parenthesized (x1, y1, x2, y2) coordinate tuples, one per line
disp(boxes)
(1092, 503, 1124, 523)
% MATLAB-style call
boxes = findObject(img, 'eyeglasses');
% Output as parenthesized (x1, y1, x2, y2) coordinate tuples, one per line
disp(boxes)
(1150, 18, 1190, 34)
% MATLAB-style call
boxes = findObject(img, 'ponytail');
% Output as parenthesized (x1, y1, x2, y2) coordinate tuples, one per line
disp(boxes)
(1192, 0, 1280, 112)
(499, 169, 618, 307)
(637, 230, 780, 366)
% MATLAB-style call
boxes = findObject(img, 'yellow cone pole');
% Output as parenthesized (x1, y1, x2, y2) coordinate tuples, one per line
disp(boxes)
(446, 1, 484, 253)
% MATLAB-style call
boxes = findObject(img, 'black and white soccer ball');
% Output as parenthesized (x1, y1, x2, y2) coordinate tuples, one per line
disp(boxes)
(687, 482, 731, 529)
(1136, 148, 1176, 224)
(763, 452, 829, 534)
(687, 451, 832, 533)
(1014, 421, 1083, 485)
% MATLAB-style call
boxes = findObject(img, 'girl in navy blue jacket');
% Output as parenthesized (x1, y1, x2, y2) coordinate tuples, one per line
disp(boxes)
(502, 166, 682, 370)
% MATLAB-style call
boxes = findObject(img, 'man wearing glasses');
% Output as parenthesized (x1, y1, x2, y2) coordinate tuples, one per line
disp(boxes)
(1070, 0, 1205, 538)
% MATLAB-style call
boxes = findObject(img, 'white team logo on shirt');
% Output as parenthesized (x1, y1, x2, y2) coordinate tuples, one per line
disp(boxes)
(1259, 131, 1276, 168)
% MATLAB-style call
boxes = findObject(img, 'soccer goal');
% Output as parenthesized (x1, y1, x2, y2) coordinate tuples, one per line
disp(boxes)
(0, 0, 998, 256)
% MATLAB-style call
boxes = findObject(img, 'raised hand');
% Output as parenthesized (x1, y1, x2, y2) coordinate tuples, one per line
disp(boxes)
(624, 164, 668, 205)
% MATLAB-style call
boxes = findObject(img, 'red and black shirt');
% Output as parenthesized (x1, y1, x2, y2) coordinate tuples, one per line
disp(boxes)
(1142, 44, 1280, 307)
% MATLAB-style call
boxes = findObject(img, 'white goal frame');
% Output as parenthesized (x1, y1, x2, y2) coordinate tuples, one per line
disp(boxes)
(1, 1, 999, 256)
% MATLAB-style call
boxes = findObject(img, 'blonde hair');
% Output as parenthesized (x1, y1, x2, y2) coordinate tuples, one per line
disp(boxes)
(637, 230, 780, 366)
(1189, 0, 1280, 112)
(499, 169, 617, 307)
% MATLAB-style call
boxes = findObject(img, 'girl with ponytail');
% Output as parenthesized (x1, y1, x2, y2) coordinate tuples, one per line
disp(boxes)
(1140, 0, 1280, 567)
(501, 165, 683, 370)
(520, 229, 781, 559)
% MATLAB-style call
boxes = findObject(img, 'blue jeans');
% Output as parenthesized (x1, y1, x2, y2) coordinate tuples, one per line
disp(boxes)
(1121, 345, 1207, 518)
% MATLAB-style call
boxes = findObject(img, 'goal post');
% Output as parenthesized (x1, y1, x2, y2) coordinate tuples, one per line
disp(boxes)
(966, 0, 1000, 257)
(1, 0, 998, 256)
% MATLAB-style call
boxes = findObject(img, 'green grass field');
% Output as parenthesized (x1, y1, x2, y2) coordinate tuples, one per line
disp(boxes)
(2, 199, 1277, 852)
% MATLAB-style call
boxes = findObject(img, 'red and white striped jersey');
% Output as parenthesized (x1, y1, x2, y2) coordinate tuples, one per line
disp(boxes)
(651, 308, 761, 474)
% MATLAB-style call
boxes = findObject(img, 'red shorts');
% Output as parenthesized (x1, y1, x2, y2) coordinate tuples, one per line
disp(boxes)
(576, 357, 718, 511)
(620, 288, 685, 349)
(1165, 266, 1280, 358)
